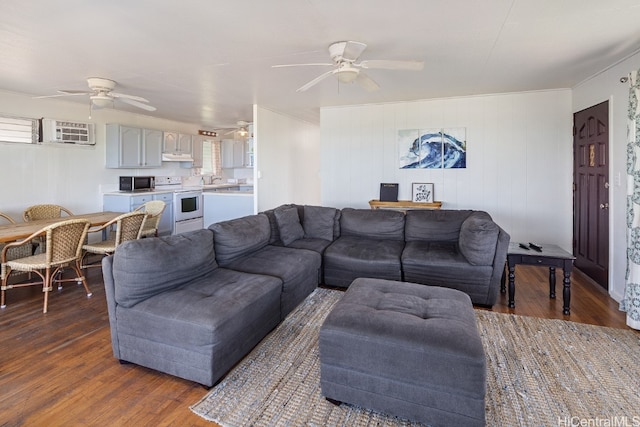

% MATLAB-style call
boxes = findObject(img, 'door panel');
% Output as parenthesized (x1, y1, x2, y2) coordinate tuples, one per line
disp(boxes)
(573, 101, 609, 289)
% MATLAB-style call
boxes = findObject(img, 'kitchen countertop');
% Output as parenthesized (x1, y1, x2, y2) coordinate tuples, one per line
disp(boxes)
(104, 189, 174, 196)
(203, 190, 253, 195)
(202, 183, 253, 190)
(104, 183, 253, 195)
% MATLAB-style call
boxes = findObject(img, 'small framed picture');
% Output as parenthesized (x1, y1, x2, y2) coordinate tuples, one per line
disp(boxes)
(412, 183, 434, 203)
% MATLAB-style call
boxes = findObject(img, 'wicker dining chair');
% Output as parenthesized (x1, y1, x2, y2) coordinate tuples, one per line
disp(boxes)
(81, 211, 147, 269)
(0, 212, 15, 225)
(0, 212, 34, 279)
(1, 218, 91, 313)
(22, 204, 74, 222)
(133, 200, 166, 237)
(22, 204, 75, 253)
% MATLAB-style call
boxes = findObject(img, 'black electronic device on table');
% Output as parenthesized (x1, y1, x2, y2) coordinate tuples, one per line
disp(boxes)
(528, 242, 543, 252)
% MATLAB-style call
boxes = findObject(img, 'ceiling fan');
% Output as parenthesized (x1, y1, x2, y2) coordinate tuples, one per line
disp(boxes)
(35, 77, 156, 112)
(273, 41, 424, 92)
(219, 120, 252, 136)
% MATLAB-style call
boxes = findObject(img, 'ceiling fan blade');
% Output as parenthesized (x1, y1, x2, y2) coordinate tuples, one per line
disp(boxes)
(342, 41, 367, 61)
(296, 70, 335, 92)
(272, 63, 333, 68)
(33, 91, 91, 99)
(110, 92, 149, 102)
(60, 89, 93, 95)
(356, 72, 380, 92)
(119, 98, 157, 111)
(358, 60, 424, 70)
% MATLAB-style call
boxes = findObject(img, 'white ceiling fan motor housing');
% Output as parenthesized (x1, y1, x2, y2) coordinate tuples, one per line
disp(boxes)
(87, 77, 116, 92)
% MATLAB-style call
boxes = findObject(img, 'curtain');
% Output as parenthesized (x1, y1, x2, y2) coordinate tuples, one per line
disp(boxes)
(621, 69, 640, 330)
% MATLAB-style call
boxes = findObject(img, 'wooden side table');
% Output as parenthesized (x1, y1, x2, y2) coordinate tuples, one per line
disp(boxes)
(503, 242, 576, 315)
(368, 200, 442, 211)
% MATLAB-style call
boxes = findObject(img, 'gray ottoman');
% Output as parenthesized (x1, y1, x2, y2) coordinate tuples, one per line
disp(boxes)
(319, 278, 486, 427)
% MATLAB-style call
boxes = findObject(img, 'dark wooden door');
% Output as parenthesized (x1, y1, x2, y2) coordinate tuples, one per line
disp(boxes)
(573, 101, 609, 289)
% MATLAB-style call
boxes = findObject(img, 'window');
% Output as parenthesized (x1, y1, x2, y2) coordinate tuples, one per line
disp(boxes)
(0, 115, 38, 144)
(202, 139, 222, 176)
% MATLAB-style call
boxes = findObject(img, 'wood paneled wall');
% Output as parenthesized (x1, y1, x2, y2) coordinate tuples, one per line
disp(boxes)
(320, 90, 573, 251)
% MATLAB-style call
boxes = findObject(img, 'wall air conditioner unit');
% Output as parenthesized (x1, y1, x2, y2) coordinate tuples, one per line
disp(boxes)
(41, 119, 96, 145)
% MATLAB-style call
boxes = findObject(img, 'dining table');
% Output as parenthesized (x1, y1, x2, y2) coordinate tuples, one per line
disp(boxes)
(0, 211, 121, 243)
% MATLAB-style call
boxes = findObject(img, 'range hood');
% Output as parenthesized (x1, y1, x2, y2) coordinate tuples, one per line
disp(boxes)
(162, 152, 194, 162)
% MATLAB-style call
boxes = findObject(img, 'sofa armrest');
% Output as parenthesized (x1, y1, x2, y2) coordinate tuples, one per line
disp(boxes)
(458, 212, 499, 266)
(486, 227, 511, 305)
(101, 255, 121, 359)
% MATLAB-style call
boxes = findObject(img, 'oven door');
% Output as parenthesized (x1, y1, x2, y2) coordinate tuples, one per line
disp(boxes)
(174, 191, 203, 222)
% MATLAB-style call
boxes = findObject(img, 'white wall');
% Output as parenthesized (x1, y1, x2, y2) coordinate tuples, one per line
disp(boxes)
(0, 90, 199, 220)
(255, 106, 321, 211)
(320, 89, 574, 250)
(572, 51, 640, 302)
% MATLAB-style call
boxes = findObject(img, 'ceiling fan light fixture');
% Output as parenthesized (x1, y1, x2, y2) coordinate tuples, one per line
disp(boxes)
(336, 69, 359, 83)
(91, 94, 112, 109)
(238, 127, 248, 137)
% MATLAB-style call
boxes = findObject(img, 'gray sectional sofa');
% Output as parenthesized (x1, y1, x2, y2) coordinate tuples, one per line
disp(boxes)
(264, 204, 510, 306)
(102, 203, 508, 387)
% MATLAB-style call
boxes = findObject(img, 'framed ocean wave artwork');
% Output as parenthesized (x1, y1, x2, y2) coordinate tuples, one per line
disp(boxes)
(398, 127, 466, 169)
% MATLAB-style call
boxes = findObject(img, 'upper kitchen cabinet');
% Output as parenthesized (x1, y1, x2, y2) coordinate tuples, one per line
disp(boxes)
(222, 139, 250, 168)
(191, 135, 203, 168)
(163, 131, 192, 155)
(106, 124, 162, 168)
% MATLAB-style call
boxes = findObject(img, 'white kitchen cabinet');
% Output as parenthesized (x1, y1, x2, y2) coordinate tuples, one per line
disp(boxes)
(163, 131, 192, 154)
(191, 135, 203, 168)
(163, 132, 178, 153)
(178, 133, 192, 154)
(106, 124, 162, 168)
(103, 192, 174, 236)
(144, 129, 163, 167)
(151, 193, 174, 236)
(221, 139, 247, 168)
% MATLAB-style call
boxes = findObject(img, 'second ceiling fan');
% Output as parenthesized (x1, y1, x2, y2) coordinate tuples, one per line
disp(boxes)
(273, 41, 424, 92)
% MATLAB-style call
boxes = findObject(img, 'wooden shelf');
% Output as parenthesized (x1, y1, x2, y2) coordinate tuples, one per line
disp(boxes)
(368, 200, 442, 211)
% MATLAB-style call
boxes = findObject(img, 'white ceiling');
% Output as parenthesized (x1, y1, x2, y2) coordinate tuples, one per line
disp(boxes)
(1, 0, 640, 128)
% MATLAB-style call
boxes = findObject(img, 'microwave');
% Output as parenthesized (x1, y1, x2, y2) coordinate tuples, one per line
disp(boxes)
(119, 176, 155, 192)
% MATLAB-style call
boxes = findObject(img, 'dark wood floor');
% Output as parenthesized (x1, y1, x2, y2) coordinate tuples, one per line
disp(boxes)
(0, 265, 631, 426)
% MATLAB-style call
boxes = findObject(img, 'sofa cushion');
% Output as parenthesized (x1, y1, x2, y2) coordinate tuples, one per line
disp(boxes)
(115, 267, 283, 386)
(402, 241, 494, 304)
(323, 236, 405, 287)
(458, 212, 499, 266)
(303, 205, 338, 242)
(274, 206, 305, 246)
(112, 229, 218, 308)
(209, 214, 271, 265)
(340, 208, 405, 241)
(287, 237, 333, 254)
(224, 245, 321, 317)
(117, 268, 281, 347)
(404, 210, 473, 242)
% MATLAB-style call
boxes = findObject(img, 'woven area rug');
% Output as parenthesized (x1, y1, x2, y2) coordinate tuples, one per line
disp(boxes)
(190, 288, 640, 427)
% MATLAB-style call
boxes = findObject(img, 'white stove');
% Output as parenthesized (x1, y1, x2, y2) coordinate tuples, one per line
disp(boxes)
(155, 176, 204, 234)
